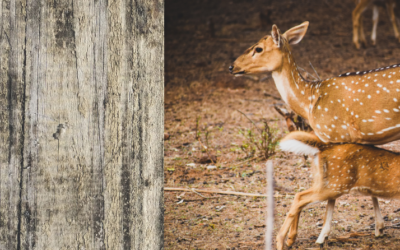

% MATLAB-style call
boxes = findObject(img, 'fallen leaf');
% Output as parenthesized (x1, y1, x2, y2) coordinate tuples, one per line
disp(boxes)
(198, 155, 217, 164)
(215, 205, 226, 211)
(177, 192, 185, 199)
(164, 133, 170, 140)
(254, 224, 266, 228)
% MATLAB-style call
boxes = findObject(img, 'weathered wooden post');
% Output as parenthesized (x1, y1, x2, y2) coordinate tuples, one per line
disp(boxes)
(0, 0, 164, 249)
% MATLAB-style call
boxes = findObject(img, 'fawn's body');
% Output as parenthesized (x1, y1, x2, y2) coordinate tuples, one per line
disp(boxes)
(230, 21, 400, 145)
(277, 131, 398, 249)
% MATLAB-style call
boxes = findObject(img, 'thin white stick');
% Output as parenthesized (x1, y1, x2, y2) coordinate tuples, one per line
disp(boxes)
(164, 187, 280, 197)
(265, 160, 274, 250)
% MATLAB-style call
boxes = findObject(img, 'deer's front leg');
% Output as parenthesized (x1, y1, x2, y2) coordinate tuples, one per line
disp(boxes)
(286, 212, 301, 247)
(276, 189, 317, 250)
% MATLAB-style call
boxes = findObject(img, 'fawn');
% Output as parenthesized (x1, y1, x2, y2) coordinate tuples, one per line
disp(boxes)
(230, 21, 400, 145)
(353, 0, 400, 49)
(276, 131, 397, 249)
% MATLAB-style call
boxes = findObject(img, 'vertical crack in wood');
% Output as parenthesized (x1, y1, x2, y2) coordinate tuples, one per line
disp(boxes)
(6, 0, 24, 249)
(92, 0, 107, 247)
(17, 1, 28, 249)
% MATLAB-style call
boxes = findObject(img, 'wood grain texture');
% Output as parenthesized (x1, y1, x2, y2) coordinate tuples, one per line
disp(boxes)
(0, 0, 164, 249)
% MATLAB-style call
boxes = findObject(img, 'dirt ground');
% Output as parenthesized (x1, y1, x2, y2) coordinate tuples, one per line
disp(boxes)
(164, 0, 400, 249)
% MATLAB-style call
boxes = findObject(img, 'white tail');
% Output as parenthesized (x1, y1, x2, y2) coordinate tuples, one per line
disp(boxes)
(276, 131, 394, 249)
(353, 0, 400, 49)
(230, 21, 400, 145)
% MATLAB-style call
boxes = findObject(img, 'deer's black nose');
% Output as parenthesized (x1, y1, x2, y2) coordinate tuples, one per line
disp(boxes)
(229, 65, 234, 72)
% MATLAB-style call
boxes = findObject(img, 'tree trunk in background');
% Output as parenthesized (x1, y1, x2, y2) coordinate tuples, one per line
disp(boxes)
(0, 0, 164, 249)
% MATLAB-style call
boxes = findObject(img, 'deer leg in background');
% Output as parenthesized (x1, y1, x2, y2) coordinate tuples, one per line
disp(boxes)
(386, 0, 400, 42)
(316, 199, 336, 244)
(371, 5, 379, 45)
(353, 0, 370, 49)
(372, 197, 385, 236)
(359, 10, 368, 47)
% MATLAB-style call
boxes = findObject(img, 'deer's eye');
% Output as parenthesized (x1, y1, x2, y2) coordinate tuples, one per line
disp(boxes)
(255, 47, 263, 53)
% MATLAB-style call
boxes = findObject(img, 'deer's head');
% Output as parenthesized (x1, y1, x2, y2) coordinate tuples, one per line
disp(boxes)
(229, 21, 309, 76)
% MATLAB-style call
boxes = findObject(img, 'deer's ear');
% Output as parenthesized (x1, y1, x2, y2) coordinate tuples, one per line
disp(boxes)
(283, 21, 309, 45)
(271, 25, 281, 47)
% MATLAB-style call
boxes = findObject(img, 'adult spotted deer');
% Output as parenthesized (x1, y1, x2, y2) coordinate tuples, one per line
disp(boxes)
(230, 21, 400, 145)
(276, 131, 396, 249)
(353, 0, 400, 49)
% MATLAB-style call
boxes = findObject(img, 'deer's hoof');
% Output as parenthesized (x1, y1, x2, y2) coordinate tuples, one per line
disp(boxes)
(286, 237, 296, 247)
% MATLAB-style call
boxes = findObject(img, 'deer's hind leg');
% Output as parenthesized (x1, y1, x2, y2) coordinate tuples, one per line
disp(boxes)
(316, 199, 336, 244)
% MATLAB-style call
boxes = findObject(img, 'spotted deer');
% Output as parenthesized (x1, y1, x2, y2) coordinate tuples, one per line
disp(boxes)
(230, 21, 400, 145)
(353, 0, 400, 49)
(276, 131, 398, 249)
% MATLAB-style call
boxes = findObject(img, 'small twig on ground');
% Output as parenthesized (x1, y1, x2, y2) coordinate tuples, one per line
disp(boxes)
(274, 179, 294, 193)
(228, 156, 261, 167)
(263, 92, 281, 100)
(191, 189, 208, 198)
(260, 75, 272, 82)
(237, 109, 262, 134)
(165, 187, 284, 197)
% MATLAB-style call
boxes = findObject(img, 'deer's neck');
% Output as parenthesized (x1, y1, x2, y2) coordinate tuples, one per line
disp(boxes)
(272, 51, 318, 120)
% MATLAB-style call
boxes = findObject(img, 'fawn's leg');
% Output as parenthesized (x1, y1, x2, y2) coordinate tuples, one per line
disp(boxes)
(316, 199, 336, 244)
(286, 212, 301, 246)
(276, 189, 320, 250)
(372, 197, 385, 236)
